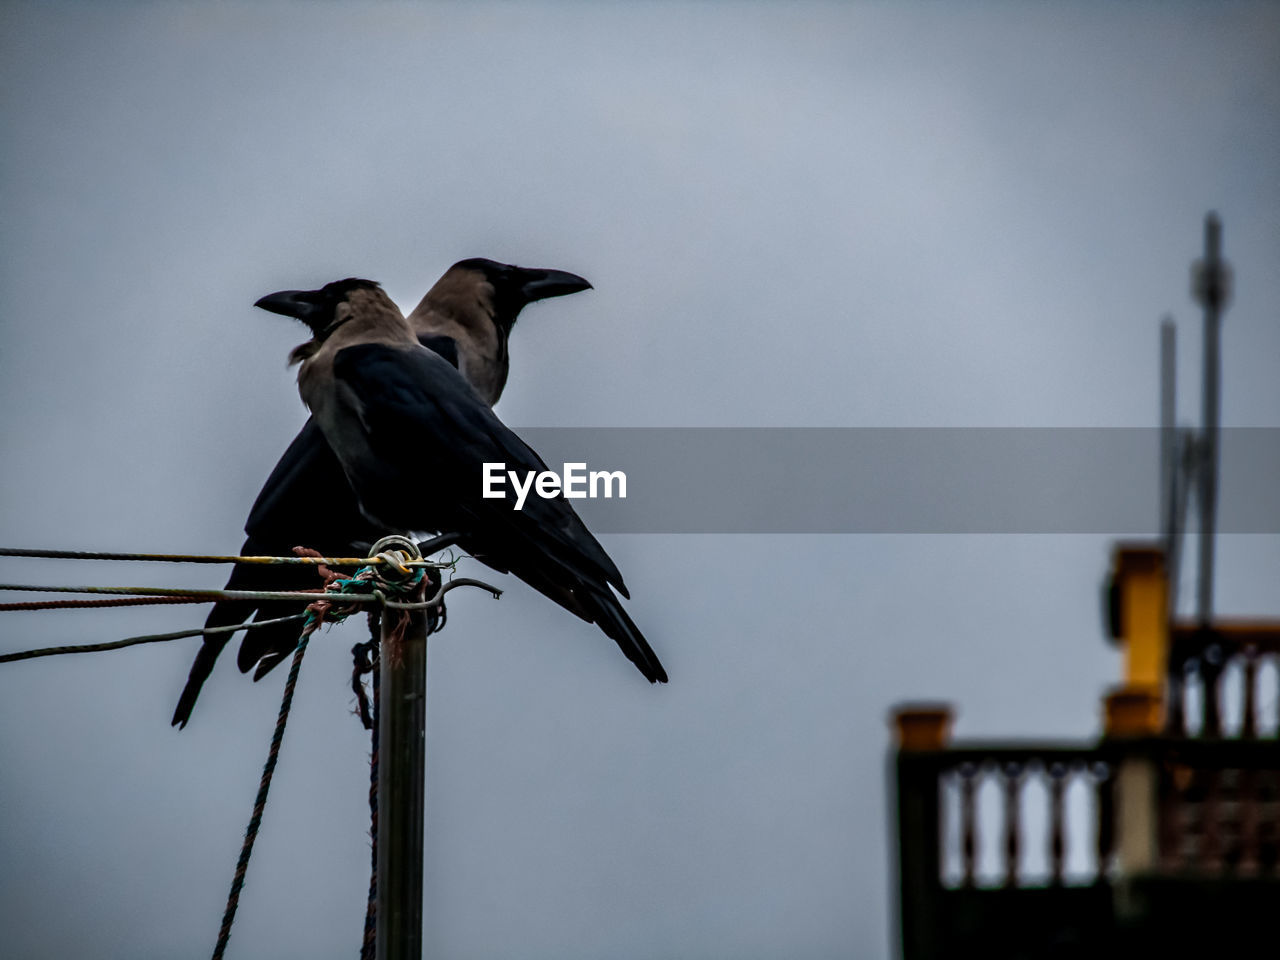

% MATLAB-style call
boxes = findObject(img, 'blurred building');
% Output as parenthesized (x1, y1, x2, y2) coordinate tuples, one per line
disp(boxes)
(890, 216, 1278, 958)
(890, 551, 1279, 959)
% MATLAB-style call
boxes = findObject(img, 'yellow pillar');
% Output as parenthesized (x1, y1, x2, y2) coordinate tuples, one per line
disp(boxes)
(1102, 547, 1168, 893)
(1105, 546, 1169, 734)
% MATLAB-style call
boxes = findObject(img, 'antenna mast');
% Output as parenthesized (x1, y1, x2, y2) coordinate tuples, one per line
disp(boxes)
(1192, 213, 1231, 628)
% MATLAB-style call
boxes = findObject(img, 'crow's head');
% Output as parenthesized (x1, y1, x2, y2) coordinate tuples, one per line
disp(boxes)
(255, 278, 384, 336)
(439, 259, 592, 333)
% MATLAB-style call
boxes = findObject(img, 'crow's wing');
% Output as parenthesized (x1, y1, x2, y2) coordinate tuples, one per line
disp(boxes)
(330, 342, 628, 596)
(327, 343, 665, 682)
(173, 336, 463, 726)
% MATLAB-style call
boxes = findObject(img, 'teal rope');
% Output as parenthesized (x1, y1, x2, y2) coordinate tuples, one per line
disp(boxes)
(298, 564, 427, 636)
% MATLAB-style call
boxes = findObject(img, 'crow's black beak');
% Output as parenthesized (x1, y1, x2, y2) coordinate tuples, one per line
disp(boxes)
(516, 268, 592, 304)
(254, 289, 327, 331)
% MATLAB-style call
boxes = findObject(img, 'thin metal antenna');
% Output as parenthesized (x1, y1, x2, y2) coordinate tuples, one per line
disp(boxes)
(1192, 212, 1231, 628)
(1159, 317, 1180, 613)
(1160, 317, 1176, 540)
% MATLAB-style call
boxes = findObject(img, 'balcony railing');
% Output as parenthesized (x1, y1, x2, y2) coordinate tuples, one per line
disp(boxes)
(933, 745, 1115, 889)
(893, 721, 1280, 959)
(1166, 621, 1280, 739)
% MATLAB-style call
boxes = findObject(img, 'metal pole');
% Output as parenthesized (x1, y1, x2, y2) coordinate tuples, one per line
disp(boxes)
(376, 580, 428, 959)
(1192, 212, 1230, 628)
(1159, 318, 1183, 616)
(1159, 317, 1176, 543)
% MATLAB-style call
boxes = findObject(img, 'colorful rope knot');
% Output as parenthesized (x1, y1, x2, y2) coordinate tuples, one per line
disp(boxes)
(298, 552, 428, 641)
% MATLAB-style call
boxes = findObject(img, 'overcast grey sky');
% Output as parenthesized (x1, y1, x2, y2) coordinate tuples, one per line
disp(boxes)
(2, 3, 1278, 958)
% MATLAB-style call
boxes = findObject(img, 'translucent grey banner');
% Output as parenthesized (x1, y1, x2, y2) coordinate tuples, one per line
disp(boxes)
(503, 428, 1280, 533)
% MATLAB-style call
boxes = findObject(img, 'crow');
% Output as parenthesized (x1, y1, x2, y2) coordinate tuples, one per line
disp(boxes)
(172, 260, 593, 727)
(262, 277, 665, 686)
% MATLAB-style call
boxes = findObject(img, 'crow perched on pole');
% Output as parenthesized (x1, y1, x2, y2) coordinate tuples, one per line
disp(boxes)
(173, 260, 597, 727)
(263, 277, 664, 684)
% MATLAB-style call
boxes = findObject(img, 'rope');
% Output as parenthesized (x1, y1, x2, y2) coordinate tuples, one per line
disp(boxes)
(0, 579, 497, 606)
(0, 596, 205, 611)
(351, 631, 378, 731)
(0, 575, 491, 665)
(211, 552, 367, 959)
(0, 546, 450, 567)
(0, 583, 367, 602)
(211, 632, 310, 960)
(0, 613, 307, 665)
(0, 540, 492, 666)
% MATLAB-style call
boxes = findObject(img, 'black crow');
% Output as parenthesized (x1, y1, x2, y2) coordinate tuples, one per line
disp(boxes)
(172, 260, 593, 727)
(267, 278, 664, 684)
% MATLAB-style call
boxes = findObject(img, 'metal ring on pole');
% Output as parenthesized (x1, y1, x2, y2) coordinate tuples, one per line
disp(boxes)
(368, 535, 423, 581)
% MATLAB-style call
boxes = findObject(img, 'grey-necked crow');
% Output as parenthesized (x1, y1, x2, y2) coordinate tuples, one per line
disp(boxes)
(265, 278, 665, 685)
(172, 260, 594, 727)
